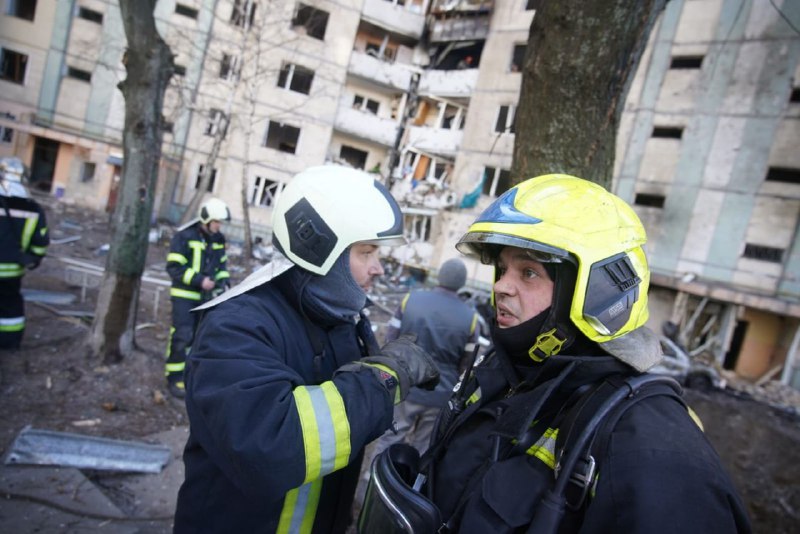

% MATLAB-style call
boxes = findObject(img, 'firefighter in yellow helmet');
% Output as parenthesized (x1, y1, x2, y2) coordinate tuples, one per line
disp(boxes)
(164, 198, 231, 399)
(358, 175, 750, 533)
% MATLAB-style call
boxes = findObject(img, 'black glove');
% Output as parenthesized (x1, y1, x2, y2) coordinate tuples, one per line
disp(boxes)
(211, 279, 231, 297)
(336, 334, 439, 404)
(21, 252, 41, 270)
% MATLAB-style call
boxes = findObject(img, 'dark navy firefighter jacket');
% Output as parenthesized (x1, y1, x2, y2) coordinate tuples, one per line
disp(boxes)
(174, 271, 394, 533)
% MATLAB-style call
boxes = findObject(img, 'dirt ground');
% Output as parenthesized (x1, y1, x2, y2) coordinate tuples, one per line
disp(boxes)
(1, 197, 799, 533)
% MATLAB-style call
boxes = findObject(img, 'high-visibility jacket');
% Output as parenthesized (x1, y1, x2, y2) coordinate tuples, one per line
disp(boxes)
(166, 223, 229, 302)
(424, 348, 752, 533)
(0, 194, 48, 280)
(174, 274, 395, 533)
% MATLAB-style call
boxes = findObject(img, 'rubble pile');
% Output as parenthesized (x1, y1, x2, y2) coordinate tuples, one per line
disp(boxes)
(719, 370, 800, 418)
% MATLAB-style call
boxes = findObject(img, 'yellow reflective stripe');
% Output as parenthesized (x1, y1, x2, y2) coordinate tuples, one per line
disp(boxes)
(165, 362, 185, 373)
(0, 264, 24, 278)
(188, 240, 205, 272)
(170, 288, 201, 300)
(215, 271, 230, 280)
(687, 406, 704, 431)
(320, 381, 351, 471)
(182, 268, 196, 285)
(400, 292, 410, 312)
(39, 226, 48, 236)
(0, 316, 25, 332)
(220, 254, 228, 262)
(293, 387, 322, 483)
(469, 313, 478, 334)
(293, 383, 352, 483)
(167, 253, 187, 264)
(212, 243, 225, 250)
(20, 216, 37, 249)
(466, 386, 482, 406)
(277, 479, 323, 534)
(165, 326, 175, 357)
(525, 427, 558, 469)
(29, 246, 47, 255)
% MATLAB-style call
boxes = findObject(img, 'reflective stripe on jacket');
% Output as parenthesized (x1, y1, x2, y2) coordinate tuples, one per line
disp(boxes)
(174, 278, 395, 533)
(166, 223, 228, 301)
(0, 195, 49, 278)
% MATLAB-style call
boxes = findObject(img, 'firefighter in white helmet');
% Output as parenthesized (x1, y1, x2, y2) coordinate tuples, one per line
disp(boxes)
(174, 165, 439, 532)
(164, 198, 231, 398)
(0, 157, 48, 350)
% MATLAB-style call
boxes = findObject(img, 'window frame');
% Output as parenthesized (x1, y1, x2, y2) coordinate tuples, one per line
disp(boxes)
(0, 47, 29, 84)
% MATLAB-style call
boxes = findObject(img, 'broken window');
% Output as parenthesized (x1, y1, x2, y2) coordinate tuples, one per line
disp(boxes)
(195, 165, 217, 192)
(439, 103, 464, 130)
(765, 167, 800, 185)
(634, 192, 666, 208)
(219, 53, 241, 81)
(230, 0, 257, 28)
(80, 162, 96, 182)
(263, 121, 300, 154)
(340, 145, 368, 170)
(791, 88, 800, 103)
(494, 105, 516, 134)
(0, 48, 28, 84)
(205, 109, 225, 136)
(743, 243, 784, 263)
(0, 125, 13, 144)
(482, 166, 511, 197)
(251, 176, 283, 207)
(6, 0, 36, 21)
(292, 4, 329, 41)
(652, 127, 683, 139)
(277, 63, 314, 95)
(174, 64, 187, 76)
(175, 3, 198, 19)
(77, 6, 103, 24)
(67, 66, 92, 82)
(404, 213, 433, 242)
(670, 56, 703, 69)
(353, 95, 380, 115)
(511, 44, 526, 72)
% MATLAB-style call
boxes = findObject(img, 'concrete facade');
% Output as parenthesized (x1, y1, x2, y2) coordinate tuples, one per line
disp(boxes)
(1, 0, 799, 386)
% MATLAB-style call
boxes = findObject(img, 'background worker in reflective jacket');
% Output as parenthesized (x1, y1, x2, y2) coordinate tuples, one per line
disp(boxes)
(173, 165, 439, 533)
(165, 198, 230, 399)
(385, 175, 751, 533)
(0, 158, 48, 350)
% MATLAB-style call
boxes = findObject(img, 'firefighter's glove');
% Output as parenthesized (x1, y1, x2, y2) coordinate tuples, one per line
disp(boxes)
(21, 252, 41, 270)
(337, 334, 439, 404)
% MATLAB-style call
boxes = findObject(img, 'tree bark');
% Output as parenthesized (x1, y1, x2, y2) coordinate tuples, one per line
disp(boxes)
(512, 0, 666, 189)
(88, 0, 173, 363)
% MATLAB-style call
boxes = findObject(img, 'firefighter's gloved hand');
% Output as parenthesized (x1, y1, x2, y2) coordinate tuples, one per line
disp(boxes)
(336, 334, 439, 404)
(21, 252, 41, 270)
(211, 280, 230, 298)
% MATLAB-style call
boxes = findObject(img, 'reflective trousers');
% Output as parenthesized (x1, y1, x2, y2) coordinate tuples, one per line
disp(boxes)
(165, 297, 200, 384)
(0, 278, 24, 350)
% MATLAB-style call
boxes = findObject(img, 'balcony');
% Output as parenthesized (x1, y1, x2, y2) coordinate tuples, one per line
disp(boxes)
(406, 125, 463, 156)
(362, 0, 427, 40)
(418, 68, 478, 98)
(429, 14, 491, 42)
(348, 50, 413, 92)
(334, 105, 400, 147)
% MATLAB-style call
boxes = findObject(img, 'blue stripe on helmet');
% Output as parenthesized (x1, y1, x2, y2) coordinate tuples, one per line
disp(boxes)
(475, 187, 542, 225)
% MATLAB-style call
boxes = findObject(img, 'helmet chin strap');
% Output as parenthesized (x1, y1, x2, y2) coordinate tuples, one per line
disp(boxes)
(528, 261, 578, 361)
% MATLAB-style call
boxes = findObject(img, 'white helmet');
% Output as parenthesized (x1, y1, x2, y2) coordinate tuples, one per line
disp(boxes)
(199, 198, 230, 224)
(272, 165, 405, 275)
(0, 157, 29, 198)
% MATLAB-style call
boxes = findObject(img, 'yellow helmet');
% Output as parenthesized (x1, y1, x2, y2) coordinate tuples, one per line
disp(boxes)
(457, 174, 649, 353)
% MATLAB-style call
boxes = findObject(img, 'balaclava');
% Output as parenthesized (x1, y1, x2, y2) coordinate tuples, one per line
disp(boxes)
(297, 248, 368, 324)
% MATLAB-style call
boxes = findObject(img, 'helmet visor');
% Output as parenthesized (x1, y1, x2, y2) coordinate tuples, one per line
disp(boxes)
(456, 231, 572, 266)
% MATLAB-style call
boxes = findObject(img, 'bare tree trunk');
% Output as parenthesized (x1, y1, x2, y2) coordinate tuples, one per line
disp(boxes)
(512, 0, 666, 188)
(180, 115, 229, 225)
(88, 0, 173, 363)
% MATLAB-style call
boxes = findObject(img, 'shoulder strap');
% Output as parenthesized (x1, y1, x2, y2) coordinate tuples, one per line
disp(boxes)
(526, 374, 683, 534)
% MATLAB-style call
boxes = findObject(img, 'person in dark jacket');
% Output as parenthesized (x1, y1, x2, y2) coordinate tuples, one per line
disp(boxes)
(380, 257, 481, 451)
(165, 198, 231, 399)
(360, 174, 751, 533)
(173, 165, 439, 533)
(0, 159, 48, 350)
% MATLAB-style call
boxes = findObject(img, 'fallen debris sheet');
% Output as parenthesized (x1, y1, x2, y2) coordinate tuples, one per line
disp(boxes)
(4, 426, 171, 473)
(20, 288, 77, 305)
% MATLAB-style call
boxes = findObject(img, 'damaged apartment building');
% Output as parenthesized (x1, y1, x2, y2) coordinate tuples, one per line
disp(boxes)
(1, 0, 799, 388)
